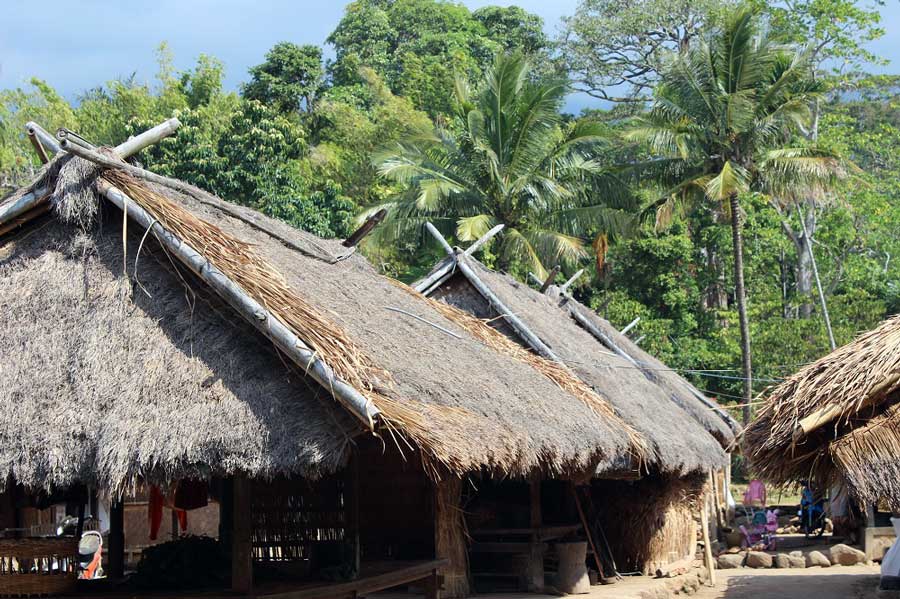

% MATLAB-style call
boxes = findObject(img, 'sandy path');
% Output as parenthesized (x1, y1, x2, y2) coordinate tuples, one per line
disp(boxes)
(693, 565, 882, 599)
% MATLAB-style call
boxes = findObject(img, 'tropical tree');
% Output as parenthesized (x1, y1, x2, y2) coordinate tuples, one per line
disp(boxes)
(373, 52, 635, 277)
(626, 5, 850, 423)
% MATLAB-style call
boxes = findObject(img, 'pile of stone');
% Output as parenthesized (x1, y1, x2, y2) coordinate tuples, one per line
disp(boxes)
(716, 544, 869, 570)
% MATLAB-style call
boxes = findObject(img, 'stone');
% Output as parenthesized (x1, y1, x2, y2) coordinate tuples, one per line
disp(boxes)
(789, 556, 806, 568)
(789, 551, 803, 558)
(830, 543, 866, 566)
(717, 553, 745, 569)
(806, 550, 831, 567)
(774, 554, 792, 569)
(746, 551, 773, 568)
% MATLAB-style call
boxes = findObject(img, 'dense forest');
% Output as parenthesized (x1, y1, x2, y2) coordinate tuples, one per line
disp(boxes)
(1, 0, 898, 427)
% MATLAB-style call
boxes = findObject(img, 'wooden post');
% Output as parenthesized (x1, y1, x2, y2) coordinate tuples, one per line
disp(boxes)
(528, 475, 544, 592)
(231, 475, 253, 594)
(108, 500, 125, 579)
(345, 454, 360, 575)
(700, 500, 716, 587)
(343, 209, 386, 248)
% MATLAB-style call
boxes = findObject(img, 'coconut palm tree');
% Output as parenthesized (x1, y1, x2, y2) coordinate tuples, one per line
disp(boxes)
(372, 52, 636, 278)
(626, 5, 850, 424)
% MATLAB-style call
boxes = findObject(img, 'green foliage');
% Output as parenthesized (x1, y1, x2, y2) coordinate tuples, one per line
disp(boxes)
(374, 52, 638, 277)
(244, 42, 324, 115)
(327, 0, 550, 115)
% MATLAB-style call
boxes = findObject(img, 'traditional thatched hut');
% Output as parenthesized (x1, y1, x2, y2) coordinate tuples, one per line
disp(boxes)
(415, 244, 738, 576)
(0, 125, 643, 597)
(745, 315, 900, 558)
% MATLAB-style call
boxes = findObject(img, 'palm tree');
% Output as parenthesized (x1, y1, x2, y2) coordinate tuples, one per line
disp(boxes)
(626, 5, 849, 424)
(373, 53, 635, 278)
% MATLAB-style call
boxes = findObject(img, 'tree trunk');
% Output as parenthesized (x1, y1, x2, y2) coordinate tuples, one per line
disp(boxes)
(795, 204, 816, 318)
(729, 193, 753, 425)
(798, 203, 836, 350)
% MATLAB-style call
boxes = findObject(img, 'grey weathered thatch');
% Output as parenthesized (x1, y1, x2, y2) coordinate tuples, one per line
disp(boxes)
(419, 256, 728, 475)
(745, 315, 900, 508)
(563, 303, 737, 447)
(0, 158, 639, 493)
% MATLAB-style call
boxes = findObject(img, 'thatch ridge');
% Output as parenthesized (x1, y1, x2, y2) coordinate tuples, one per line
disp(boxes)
(429, 259, 727, 474)
(744, 315, 900, 505)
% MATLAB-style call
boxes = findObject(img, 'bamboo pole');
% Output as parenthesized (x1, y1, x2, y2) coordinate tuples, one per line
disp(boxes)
(98, 179, 380, 430)
(56, 141, 337, 263)
(462, 224, 504, 256)
(25, 122, 61, 154)
(413, 258, 456, 295)
(558, 269, 584, 293)
(456, 255, 560, 361)
(0, 118, 182, 230)
(425, 222, 455, 257)
(114, 118, 181, 157)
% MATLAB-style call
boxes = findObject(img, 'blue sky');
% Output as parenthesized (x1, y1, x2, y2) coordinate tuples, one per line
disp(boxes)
(1, 0, 898, 114)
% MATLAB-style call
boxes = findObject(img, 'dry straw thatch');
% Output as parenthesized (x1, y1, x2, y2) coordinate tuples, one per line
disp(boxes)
(744, 315, 900, 508)
(426, 259, 728, 475)
(0, 153, 640, 492)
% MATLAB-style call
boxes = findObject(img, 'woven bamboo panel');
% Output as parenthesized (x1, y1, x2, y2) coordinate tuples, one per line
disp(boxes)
(0, 538, 77, 597)
(251, 476, 346, 562)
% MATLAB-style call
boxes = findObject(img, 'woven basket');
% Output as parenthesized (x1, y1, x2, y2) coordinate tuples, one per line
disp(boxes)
(0, 538, 78, 597)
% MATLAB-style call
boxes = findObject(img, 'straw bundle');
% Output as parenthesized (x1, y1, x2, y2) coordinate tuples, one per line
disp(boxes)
(592, 472, 703, 574)
(830, 401, 900, 509)
(744, 315, 900, 492)
(393, 280, 648, 464)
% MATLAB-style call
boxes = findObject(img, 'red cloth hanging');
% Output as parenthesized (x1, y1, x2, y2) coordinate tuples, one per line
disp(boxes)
(149, 485, 190, 540)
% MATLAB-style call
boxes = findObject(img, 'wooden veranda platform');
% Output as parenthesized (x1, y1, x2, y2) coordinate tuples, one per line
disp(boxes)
(54, 559, 448, 599)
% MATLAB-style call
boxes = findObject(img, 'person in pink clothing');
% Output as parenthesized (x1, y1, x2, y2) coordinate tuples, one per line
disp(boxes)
(743, 479, 767, 507)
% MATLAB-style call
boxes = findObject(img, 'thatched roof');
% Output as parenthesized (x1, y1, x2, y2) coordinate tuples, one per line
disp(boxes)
(418, 255, 729, 475)
(563, 303, 738, 446)
(744, 315, 900, 508)
(0, 155, 641, 493)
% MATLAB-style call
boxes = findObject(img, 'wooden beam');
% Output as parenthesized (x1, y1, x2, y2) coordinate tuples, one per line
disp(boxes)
(231, 475, 253, 594)
(343, 209, 386, 248)
(0, 200, 51, 238)
(571, 484, 605, 579)
(98, 179, 380, 429)
(539, 266, 560, 293)
(108, 500, 125, 579)
(27, 132, 49, 164)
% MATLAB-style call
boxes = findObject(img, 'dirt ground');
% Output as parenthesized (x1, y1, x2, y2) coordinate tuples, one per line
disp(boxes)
(693, 564, 882, 599)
